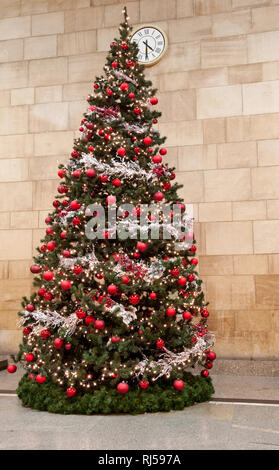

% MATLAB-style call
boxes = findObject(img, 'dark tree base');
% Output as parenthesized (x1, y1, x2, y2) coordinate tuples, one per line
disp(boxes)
(17, 373, 214, 415)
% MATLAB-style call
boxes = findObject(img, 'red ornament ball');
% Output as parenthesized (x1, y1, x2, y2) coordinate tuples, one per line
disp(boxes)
(178, 277, 187, 286)
(129, 294, 140, 305)
(70, 200, 81, 210)
(133, 107, 141, 115)
(139, 381, 149, 389)
(111, 335, 120, 343)
(201, 370, 209, 378)
(30, 265, 41, 274)
(174, 379, 184, 391)
(129, 92, 135, 99)
(154, 191, 164, 202)
(137, 241, 147, 252)
(86, 169, 96, 178)
(25, 353, 35, 363)
(153, 155, 162, 164)
(24, 326, 32, 335)
(7, 364, 17, 374)
(207, 351, 216, 361)
(149, 292, 157, 300)
(108, 284, 117, 295)
(150, 97, 158, 105)
(26, 304, 34, 312)
(36, 375, 46, 384)
(66, 387, 76, 397)
(46, 241, 56, 251)
(61, 280, 72, 290)
(112, 178, 121, 187)
(43, 271, 54, 281)
(65, 343, 72, 350)
(73, 265, 83, 275)
(121, 275, 130, 284)
(183, 311, 192, 321)
(188, 274, 195, 282)
(41, 329, 51, 339)
(143, 136, 152, 146)
(117, 382, 129, 394)
(53, 338, 64, 349)
(166, 307, 176, 317)
(156, 338, 165, 349)
(120, 82, 129, 91)
(95, 319, 105, 330)
(76, 308, 86, 319)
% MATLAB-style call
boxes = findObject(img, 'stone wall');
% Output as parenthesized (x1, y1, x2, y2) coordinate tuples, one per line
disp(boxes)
(0, 0, 279, 358)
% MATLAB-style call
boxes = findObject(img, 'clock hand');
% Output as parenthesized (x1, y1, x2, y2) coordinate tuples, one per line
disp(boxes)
(145, 42, 148, 59)
(143, 40, 154, 52)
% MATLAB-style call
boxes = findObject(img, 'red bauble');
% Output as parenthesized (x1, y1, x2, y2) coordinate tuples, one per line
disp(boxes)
(190, 245, 197, 252)
(121, 275, 130, 284)
(25, 353, 35, 362)
(44, 292, 52, 301)
(152, 155, 162, 164)
(30, 265, 41, 274)
(95, 319, 105, 330)
(156, 338, 165, 349)
(43, 271, 54, 281)
(191, 258, 198, 265)
(76, 308, 86, 319)
(86, 169, 96, 178)
(137, 241, 147, 252)
(143, 136, 152, 146)
(71, 150, 79, 158)
(85, 316, 95, 326)
(183, 311, 192, 321)
(166, 307, 176, 317)
(7, 364, 17, 374)
(61, 231, 67, 239)
(129, 92, 135, 99)
(100, 174, 108, 183)
(107, 88, 113, 96)
(63, 250, 70, 258)
(117, 147, 126, 156)
(117, 382, 129, 394)
(201, 307, 209, 318)
(171, 268, 180, 277)
(139, 381, 149, 389)
(178, 277, 187, 286)
(46, 227, 53, 235)
(173, 379, 184, 391)
(65, 343, 72, 350)
(112, 178, 121, 187)
(36, 375, 46, 384)
(53, 338, 64, 349)
(188, 274, 195, 282)
(111, 335, 120, 343)
(201, 370, 209, 378)
(133, 107, 141, 115)
(112, 61, 117, 68)
(150, 97, 158, 105)
(120, 82, 129, 91)
(23, 326, 32, 335)
(154, 191, 164, 202)
(38, 288, 46, 297)
(207, 351, 216, 361)
(58, 169, 65, 178)
(129, 294, 140, 305)
(66, 387, 76, 397)
(70, 200, 81, 210)
(149, 292, 157, 300)
(88, 145, 94, 152)
(121, 43, 128, 50)
(61, 280, 72, 290)
(153, 118, 158, 124)
(41, 329, 51, 339)
(205, 362, 213, 369)
(46, 241, 56, 251)
(45, 216, 53, 224)
(108, 284, 117, 295)
(73, 265, 83, 275)
(72, 217, 81, 225)
(160, 148, 167, 155)
(94, 83, 99, 89)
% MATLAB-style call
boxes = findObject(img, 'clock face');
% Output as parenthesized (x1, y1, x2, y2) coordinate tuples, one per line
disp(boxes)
(131, 26, 167, 66)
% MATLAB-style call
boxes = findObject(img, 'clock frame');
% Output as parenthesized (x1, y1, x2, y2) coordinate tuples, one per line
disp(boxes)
(130, 24, 168, 67)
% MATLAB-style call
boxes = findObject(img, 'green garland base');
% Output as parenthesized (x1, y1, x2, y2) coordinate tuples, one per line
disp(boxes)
(17, 373, 214, 415)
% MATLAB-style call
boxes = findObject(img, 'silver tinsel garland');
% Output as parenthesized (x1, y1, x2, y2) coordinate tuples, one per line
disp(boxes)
(134, 333, 215, 381)
(18, 310, 78, 336)
(112, 69, 137, 85)
(108, 302, 137, 325)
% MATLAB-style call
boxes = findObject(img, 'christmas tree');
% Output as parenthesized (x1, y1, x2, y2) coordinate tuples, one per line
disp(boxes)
(12, 9, 215, 414)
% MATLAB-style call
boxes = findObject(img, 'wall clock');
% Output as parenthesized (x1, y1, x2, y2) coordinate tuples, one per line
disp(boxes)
(130, 25, 168, 66)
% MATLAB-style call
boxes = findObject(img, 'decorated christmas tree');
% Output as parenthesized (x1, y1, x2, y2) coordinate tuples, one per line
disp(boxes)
(12, 9, 216, 414)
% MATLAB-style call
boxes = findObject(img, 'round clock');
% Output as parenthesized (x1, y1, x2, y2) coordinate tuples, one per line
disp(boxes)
(131, 25, 168, 66)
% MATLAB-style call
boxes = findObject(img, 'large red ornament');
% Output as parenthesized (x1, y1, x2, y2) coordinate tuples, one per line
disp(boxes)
(154, 191, 164, 202)
(43, 271, 54, 281)
(149, 292, 157, 300)
(60, 280, 72, 290)
(23, 326, 32, 335)
(133, 107, 141, 115)
(86, 169, 96, 178)
(63, 250, 70, 258)
(112, 178, 121, 187)
(120, 82, 129, 91)
(108, 284, 117, 295)
(207, 351, 216, 361)
(178, 277, 187, 286)
(121, 275, 130, 284)
(139, 381, 149, 389)
(111, 335, 120, 343)
(183, 311, 192, 321)
(160, 148, 167, 155)
(70, 200, 81, 210)
(38, 288, 46, 297)
(53, 338, 64, 349)
(117, 382, 129, 394)
(30, 265, 41, 274)
(100, 174, 108, 183)
(95, 320, 105, 330)
(25, 353, 35, 362)
(166, 307, 176, 317)
(117, 147, 126, 156)
(143, 136, 152, 146)
(129, 294, 140, 305)
(72, 217, 81, 225)
(153, 155, 162, 164)
(171, 268, 179, 276)
(188, 274, 195, 282)
(76, 308, 86, 319)
(41, 329, 51, 339)
(150, 97, 158, 105)
(156, 338, 165, 349)
(36, 375, 46, 384)
(58, 169, 65, 178)
(137, 241, 147, 252)
(66, 387, 76, 397)
(73, 265, 83, 275)
(7, 364, 17, 374)
(46, 241, 56, 251)
(201, 370, 209, 378)
(174, 379, 184, 391)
